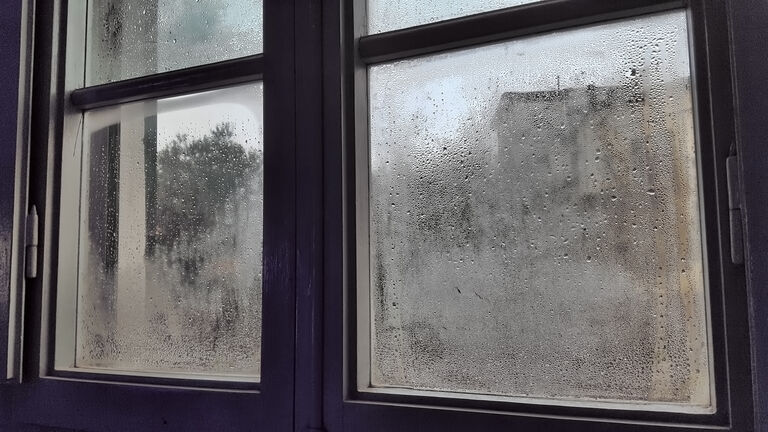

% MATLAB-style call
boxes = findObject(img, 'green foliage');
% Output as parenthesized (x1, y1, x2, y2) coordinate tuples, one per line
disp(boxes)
(154, 122, 261, 261)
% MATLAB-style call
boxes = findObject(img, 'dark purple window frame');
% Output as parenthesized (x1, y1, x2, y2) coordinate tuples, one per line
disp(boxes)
(322, 0, 761, 431)
(3, 0, 306, 430)
(0, 0, 765, 431)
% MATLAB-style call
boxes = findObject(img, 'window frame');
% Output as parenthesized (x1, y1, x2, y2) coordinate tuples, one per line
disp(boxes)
(321, 0, 756, 430)
(11, 0, 298, 430)
(3, 0, 33, 384)
(1, 0, 759, 430)
(53, 1, 265, 388)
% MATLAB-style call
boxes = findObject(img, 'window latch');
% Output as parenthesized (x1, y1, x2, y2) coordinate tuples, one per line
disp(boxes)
(726, 152, 744, 265)
(25, 205, 38, 279)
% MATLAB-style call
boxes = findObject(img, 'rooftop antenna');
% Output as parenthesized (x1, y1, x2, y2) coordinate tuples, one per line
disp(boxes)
(557, 75, 560, 92)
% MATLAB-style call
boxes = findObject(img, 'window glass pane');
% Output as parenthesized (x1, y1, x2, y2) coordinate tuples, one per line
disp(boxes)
(368, 0, 543, 34)
(86, 0, 263, 85)
(75, 84, 263, 378)
(367, 11, 712, 410)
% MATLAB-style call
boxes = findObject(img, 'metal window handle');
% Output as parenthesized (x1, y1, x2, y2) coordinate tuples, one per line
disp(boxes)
(726, 154, 744, 265)
(25, 205, 38, 279)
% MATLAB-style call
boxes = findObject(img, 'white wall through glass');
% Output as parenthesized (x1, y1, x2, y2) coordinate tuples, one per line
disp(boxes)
(362, 11, 713, 412)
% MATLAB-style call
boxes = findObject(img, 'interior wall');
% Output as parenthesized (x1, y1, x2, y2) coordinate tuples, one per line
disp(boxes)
(0, 0, 23, 380)
(729, 1, 768, 431)
(0, 0, 22, 426)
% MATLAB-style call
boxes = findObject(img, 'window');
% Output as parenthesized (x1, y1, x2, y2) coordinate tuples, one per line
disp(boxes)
(10, 0, 298, 430)
(363, 11, 711, 411)
(57, 84, 264, 380)
(84, 0, 263, 85)
(2, 0, 759, 431)
(54, 0, 266, 385)
(323, 0, 755, 431)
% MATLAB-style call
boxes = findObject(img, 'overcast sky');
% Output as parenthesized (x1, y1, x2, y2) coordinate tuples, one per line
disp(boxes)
(153, 0, 263, 151)
(156, 83, 263, 152)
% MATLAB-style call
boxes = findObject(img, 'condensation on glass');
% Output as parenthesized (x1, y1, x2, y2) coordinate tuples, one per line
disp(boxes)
(367, 11, 712, 410)
(76, 83, 263, 377)
(86, 0, 263, 85)
(367, 0, 543, 34)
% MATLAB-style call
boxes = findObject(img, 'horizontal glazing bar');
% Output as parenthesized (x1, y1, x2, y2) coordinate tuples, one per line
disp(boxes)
(358, 0, 686, 64)
(51, 368, 260, 392)
(71, 55, 264, 110)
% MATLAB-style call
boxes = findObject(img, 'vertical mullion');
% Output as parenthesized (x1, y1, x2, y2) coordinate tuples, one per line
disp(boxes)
(23, 0, 66, 384)
(5, 0, 33, 382)
(294, 0, 326, 430)
(321, 0, 349, 428)
(688, 0, 754, 430)
(262, 0, 297, 430)
(686, 0, 731, 426)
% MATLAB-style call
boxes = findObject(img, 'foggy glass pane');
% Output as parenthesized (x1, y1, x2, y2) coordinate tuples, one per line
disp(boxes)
(368, 12, 712, 409)
(368, 0, 543, 34)
(86, 0, 263, 85)
(77, 83, 263, 377)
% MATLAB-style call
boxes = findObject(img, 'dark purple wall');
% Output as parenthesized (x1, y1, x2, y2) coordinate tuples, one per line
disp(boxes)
(0, 0, 21, 426)
(730, 1, 768, 430)
(0, 0, 22, 331)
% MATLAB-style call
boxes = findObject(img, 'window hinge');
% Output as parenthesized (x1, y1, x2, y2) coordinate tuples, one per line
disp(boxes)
(25, 205, 39, 279)
(726, 153, 744, 265)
